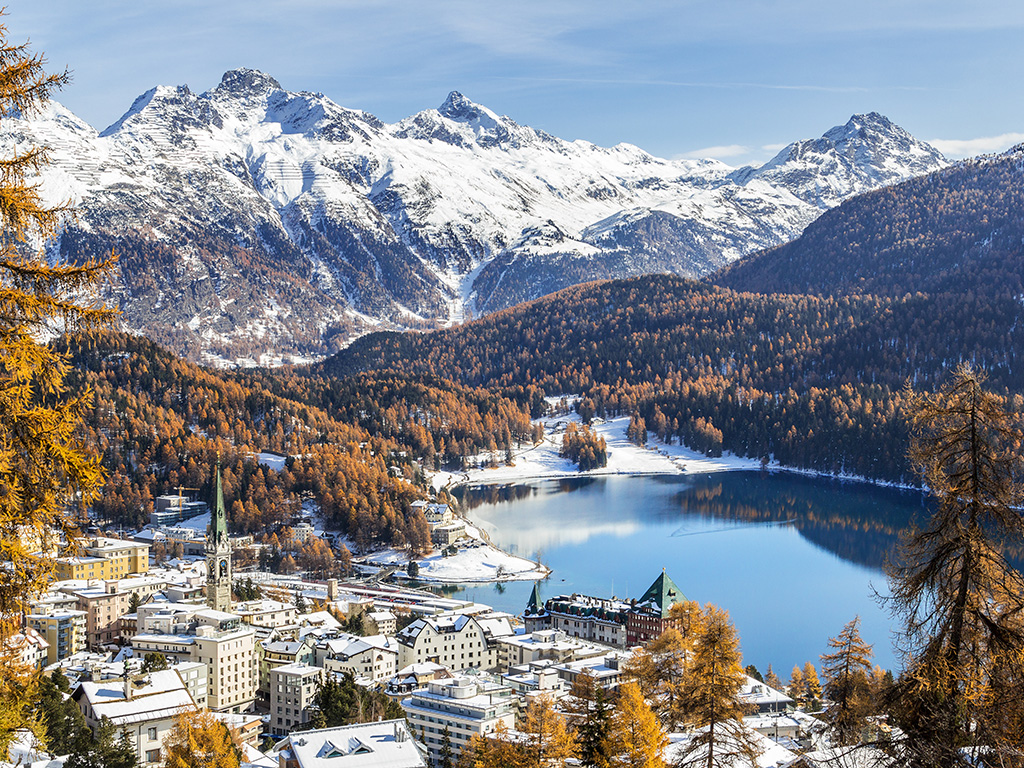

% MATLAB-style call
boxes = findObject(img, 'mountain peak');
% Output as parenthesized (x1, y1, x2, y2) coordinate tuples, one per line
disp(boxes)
(825, 112, 902, 145)
(216, 68, 282, 96)
(439, 91, 498, 123)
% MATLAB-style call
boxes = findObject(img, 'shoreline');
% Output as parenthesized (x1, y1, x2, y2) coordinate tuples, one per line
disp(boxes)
(389, 410, 921, 588)
(434, 412, 920, 496)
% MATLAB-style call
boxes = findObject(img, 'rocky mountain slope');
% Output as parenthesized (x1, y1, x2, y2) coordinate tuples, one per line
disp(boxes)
(4, 68, 946, 364)
(715, 149, 1024, 299)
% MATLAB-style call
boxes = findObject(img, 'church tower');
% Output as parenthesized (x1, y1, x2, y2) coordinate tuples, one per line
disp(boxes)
(206, 460, 232, 612)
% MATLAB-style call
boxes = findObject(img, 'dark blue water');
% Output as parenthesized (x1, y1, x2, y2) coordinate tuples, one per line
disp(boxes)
(451, 471, 933, 675)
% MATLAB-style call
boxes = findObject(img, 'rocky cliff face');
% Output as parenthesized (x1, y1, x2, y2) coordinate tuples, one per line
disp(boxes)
(3, 69, 947, 364)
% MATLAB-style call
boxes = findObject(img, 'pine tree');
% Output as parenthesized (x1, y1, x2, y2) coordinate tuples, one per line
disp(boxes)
(562, 669, 613, 767)
(0, 15, 114, 752)
(439, 726, 454, 768)
(602, 681, 666, 768)
(820, 616, 873, 746)
(890, 364, 1024, 765)
(676, 605, 758, 768)
(162, 709, 240, 768)
(64, 716, 136, 768)
(35, 670, 90, 756)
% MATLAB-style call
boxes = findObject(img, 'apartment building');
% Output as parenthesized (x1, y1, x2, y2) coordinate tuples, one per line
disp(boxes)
(396, 611, 514, 673)
(234, 599, 299, 629)
(26, 608, 86, 664)
(400, 677, 517, 764)
(317, 633, 398, 683)
(131, 604, 257, 713)
(269, 662, 322, 736)
(55, 537, 150, 581)
(258, 637, 315, 701)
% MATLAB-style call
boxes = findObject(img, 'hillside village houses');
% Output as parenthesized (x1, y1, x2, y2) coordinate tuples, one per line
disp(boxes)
(14, 458, 812, 767)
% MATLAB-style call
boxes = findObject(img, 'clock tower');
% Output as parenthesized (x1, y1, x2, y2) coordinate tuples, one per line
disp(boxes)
(206, 461, 232, 612)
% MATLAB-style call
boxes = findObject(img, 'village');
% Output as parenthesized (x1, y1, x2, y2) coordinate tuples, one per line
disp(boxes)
(6, 458, 870, 768)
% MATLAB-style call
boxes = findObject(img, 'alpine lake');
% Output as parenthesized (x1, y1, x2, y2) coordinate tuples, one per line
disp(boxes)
(446, 471, 946, 675)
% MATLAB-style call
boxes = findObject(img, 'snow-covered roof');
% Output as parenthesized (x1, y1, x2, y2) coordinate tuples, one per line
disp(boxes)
(739, 675, 794, 706)
(274, 719, 426, 768)
(666, 722, 797, 768)
(77, 669, 197, 725)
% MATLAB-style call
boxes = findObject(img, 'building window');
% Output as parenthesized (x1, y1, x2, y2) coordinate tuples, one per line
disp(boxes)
(147, 727, 157, 740)
(146, 749, 160, 763)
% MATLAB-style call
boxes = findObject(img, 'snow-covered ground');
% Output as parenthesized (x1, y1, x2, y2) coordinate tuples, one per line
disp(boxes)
(430, 411, 761, 492)
(361, 523, 549, 584)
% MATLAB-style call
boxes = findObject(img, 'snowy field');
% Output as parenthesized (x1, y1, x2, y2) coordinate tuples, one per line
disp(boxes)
(429, 411, 761, 493)
(361, 522, 549, 584)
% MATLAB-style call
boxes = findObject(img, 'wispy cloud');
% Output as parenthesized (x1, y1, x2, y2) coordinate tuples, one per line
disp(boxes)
(678, 144, 751, 160)
(929, 132, 1024, 158)
(505, 76, 881, 93)
(762, 142, 789, 151)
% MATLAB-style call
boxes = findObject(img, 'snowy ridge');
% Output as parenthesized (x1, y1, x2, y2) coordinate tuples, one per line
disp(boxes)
(0, 69, 948, 364)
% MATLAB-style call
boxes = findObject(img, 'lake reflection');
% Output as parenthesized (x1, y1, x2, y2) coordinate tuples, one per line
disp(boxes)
(453, 472, 934, 674)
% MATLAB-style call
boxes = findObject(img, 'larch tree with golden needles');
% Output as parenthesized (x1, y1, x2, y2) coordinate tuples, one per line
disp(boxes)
(519, 693, 574, 767)
(820, 616, 874, 747)
(162, 710, 240, 768)
(675, 605, 757, 768)
(602, 681, 666, 768)
(889, 363, 1024, 767)
(0, 15, 114, 753)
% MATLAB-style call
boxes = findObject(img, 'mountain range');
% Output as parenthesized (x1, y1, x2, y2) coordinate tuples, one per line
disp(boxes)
(4, 68, 946, 365)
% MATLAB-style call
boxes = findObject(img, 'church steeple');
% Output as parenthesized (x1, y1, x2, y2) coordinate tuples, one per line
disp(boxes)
(212, 459, 228, 545)
(206, 457, 233, 612)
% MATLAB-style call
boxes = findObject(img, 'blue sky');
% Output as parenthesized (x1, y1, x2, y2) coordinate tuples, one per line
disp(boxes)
(9, 1, 1024, 165)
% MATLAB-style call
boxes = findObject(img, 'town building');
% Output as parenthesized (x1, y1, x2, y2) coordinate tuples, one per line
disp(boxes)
(26, 607, 86, 664)
(151, 495, 209, 527)
(271, 720, 427, 768)
(317, 633, 398, 683)
(626, 570, 687, 645)
(551, 651, 631, 691)
(73, 668, 199, 767)
(401, 677, 517, 764)
(54, 537, 150, 581)
(61, 581, 130, 650)
(234, 599, 299, 629)
(396, 613, 491, 672)
(385, 662, 453, 700)
(7, 628, 48, 671)
(259, 636, 315, 701)
(131, 604, 257, 713)
(367, 609, 397, 635)
(739, 674, 794, 714)
(269, 662, 323, 736)
(495, 628, 607, 672)
(523, 571, 688, 648)
(292, 521, 315, 544)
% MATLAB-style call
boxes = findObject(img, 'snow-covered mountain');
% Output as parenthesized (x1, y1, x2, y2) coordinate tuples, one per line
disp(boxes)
(4, 69, 947, 365)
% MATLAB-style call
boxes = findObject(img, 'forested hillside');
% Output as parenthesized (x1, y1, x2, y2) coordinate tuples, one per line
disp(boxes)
(319, 274, 1024, 483)
(714, 151, 1024, 298)
(64, 332, 536, 547)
